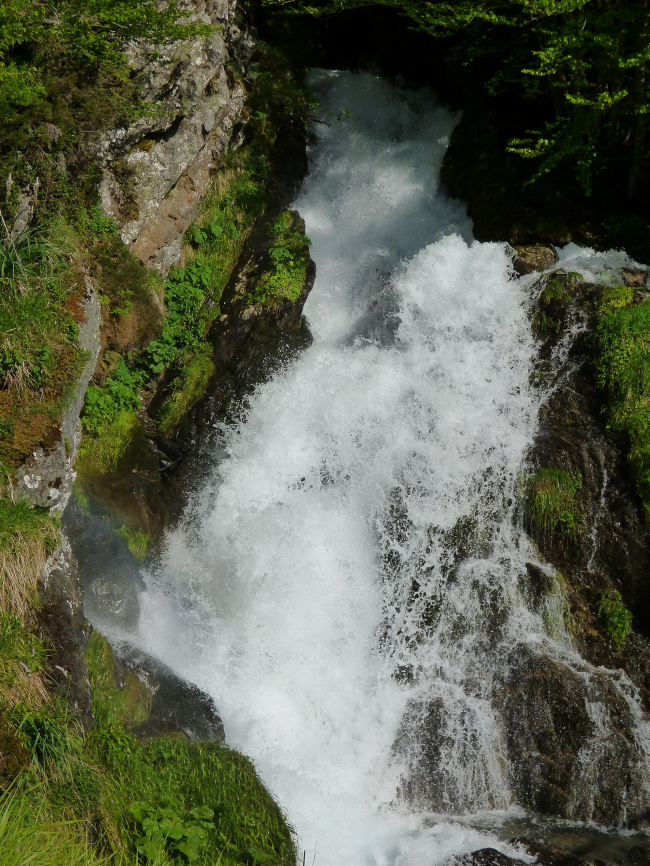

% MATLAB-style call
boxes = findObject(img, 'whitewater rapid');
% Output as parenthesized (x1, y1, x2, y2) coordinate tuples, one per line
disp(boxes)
(123, 71, 650, 864)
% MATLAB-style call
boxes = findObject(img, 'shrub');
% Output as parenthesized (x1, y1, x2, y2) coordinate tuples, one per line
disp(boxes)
(598, 589, 633, 650)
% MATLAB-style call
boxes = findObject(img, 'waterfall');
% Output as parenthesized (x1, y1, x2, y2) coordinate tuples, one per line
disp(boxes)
(129, 71, 650, 864)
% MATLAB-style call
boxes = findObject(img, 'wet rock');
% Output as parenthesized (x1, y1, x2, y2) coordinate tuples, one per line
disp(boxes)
(116, 646, 225, 742)
(458, 849, 527, 866)
(497, 644, 650, 827)
(512, 245, 559, 276)
(526, 270, 650, 655)
(38, 536, 93, 722)
(621, 267, 647, 288)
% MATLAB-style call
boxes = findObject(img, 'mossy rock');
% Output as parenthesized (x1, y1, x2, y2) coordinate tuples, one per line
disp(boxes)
(84, 630, 151, 727)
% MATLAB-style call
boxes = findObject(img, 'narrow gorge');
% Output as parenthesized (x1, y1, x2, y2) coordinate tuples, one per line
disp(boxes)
(2, 2, 650, 865)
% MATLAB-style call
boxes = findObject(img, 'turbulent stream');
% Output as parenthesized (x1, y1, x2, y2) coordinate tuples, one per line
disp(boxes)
(99, 71, 650, 864)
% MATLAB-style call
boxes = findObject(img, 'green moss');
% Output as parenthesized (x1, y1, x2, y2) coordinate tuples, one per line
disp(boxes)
(158, 346, 216, 436)
(77, 409, 141, 475)
(84, 631, 151, 728)
(115, 524, 149, 560)
(598, 589, 632, 650)
(598, 284, 633, 314)
(523, 468, 583, 536)
(543, 571, 576, 642)
(532, 275, 575, 335)
(247, 211, 312, 307)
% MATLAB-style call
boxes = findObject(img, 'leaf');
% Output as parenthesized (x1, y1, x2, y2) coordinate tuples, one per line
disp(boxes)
(175, 840, 201, 862)
(129, 801, 151, 823)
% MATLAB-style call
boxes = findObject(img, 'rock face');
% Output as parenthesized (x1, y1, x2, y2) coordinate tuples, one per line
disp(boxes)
(14, 276, 101, 512)
(116, 646, 225, 742)
(39, 536, 93, 722)
(498, 645, 650, 827)
(500, 266, 650, 828)
(98, 0, 254, 273)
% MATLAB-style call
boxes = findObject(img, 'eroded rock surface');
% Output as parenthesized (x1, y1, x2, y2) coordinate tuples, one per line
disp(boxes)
(98, 0, 254, 273)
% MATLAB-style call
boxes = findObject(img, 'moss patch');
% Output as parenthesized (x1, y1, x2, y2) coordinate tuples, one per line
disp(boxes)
(84, 630, 151, 728)
(77, 409, 142, 476)
(158, 346, 216, 436)
(246, 210, 312, 307)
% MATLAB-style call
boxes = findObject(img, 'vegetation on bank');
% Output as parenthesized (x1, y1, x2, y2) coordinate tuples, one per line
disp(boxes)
(0, 499, 296, 866)
(78, 41, 314, 471)
(596, 297, 650, 524)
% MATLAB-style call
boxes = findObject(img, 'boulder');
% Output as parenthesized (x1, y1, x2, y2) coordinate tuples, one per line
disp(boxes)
(512, 245, 559, 276)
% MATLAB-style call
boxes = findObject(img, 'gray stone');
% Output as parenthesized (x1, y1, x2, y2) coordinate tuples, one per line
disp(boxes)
(97, 0, 254, 275)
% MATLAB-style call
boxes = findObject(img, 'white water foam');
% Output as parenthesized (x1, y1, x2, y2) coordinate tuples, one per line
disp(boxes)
(126, 71, 650, 864)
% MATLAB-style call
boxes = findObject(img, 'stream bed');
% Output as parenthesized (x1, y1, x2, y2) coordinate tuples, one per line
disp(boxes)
(71, 71, 650, 865)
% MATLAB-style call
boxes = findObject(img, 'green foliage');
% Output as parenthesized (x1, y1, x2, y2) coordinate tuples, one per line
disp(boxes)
(82, 359, 143, 436)
(257, 0, 650, 193)
(523, 467, 583, 535)
(248, 211, 312, 307)
(598, 589, 633, 650)
(596, 298, 650, 520)
(129, 800, 215, 864)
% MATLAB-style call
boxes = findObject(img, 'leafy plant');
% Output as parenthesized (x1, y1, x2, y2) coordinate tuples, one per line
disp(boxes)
(130, 799, 216, 863)
(81, 358, 143, 436)
(598, 589, 633, 650)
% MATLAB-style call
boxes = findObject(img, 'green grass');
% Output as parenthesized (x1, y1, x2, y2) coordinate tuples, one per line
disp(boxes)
(523, 468, 583, 536)
(0, 500, 58, 556)
(0, 220, 87, 470)
(0, 788, 114, 866)
(89, 735, 296, 866)
(596, 298, 650, 522)
(0, 606, 297, 866)
(77, 410, 142, 475)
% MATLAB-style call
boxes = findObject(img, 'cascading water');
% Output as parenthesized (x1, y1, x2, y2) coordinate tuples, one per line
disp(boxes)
(121, 70, 650, 864)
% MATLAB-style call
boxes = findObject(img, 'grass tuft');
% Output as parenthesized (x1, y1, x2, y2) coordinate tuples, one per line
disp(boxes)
(523, 467, 583, 536)
(0, 500, 58, 622)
